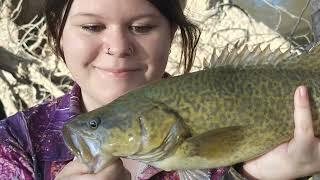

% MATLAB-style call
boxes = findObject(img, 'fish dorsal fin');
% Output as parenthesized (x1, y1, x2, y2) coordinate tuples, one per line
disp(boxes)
(204, 42, 296, 69)
(205, 42, 320, 71)
(276, 42, 320, 71)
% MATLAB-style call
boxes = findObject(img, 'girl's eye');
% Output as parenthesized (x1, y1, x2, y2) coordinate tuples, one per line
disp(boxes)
(81, 24, 105, 32)
(129, 25, 154, 34)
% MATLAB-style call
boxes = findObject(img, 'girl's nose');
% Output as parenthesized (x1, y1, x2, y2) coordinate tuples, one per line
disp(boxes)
(106, 47, 133, 56)
(103, 29, 134, 57)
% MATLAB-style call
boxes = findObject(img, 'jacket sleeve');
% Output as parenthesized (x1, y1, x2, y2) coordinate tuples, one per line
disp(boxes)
(0, 144, 34, 179)
(0, 112, 36, 180)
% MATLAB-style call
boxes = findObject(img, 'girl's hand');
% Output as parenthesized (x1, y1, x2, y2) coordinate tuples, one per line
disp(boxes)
(242, 86, 320, 179)
(55, 158, 131, 180)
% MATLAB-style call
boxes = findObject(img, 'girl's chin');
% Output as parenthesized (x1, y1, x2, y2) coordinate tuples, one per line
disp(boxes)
(95, 83, 143, 100)
(81, 81, 146, 111)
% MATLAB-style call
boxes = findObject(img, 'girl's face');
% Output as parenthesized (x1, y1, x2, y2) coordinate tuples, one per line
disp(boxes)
(61, 0, 176, 111)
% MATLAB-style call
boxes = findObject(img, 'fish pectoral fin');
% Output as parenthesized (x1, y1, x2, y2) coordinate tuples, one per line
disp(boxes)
(175, 126, 248, 164)
(152, 125, 288, 171)
(152, 126, 251, 170)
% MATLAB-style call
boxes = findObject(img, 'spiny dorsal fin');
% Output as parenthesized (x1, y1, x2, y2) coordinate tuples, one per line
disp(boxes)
(205, 42, 320, 71)
(204, 42, 296, 68)
(277, 42, 320, 71)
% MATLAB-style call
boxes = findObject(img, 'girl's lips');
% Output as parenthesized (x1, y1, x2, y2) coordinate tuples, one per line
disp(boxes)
(94, 67, 141, 78)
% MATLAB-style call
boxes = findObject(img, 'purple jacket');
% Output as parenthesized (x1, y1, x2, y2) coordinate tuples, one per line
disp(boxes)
(0, 84, 241, 180)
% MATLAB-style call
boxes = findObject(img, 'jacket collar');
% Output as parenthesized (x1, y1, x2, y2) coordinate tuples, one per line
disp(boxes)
(32, 84, 82, 161)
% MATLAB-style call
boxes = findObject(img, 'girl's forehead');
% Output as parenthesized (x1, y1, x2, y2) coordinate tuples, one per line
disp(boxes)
(68, 0, 162, 18)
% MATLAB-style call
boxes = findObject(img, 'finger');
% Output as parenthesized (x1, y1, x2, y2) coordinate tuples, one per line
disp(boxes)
(55, 159, 89, 178)
(95, 159, 131, 180)
(293, 86, 314, 141)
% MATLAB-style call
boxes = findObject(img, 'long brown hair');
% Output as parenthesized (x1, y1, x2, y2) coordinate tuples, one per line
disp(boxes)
(45, 0, 200, 73)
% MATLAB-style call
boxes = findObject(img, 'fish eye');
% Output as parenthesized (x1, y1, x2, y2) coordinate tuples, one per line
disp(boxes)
(88, 119, 101, 130)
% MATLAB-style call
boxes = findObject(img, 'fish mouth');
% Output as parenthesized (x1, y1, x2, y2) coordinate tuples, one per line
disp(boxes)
(62, 126, 93, 162)
(62, 125, 117, 173)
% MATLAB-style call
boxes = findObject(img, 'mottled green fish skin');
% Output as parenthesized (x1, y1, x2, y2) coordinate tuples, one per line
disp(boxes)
(63, 45, 320, 171)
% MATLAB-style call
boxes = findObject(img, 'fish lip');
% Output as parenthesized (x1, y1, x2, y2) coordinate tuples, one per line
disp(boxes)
(62, 126, 81, 157)
(62, 126, 94, 164)
(88, 155, 119, 173)
(63, 127, 116, 173)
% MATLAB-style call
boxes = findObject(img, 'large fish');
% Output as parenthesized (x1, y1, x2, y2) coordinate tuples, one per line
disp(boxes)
(62, 44, 320, 175)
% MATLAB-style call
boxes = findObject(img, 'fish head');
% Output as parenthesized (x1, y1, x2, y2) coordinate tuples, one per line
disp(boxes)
(62, 105, 143, 172)
(62, 97, 189, 171)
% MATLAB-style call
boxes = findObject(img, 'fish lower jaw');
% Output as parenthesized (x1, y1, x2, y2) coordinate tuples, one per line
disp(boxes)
(82, 154, 118, 173)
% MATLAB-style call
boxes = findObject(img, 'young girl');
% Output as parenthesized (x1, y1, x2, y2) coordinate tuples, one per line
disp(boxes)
(1, 0, 320, 179)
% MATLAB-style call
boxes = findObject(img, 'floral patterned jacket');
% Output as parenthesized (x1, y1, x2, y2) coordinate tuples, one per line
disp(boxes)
(0, 83, 303, 180)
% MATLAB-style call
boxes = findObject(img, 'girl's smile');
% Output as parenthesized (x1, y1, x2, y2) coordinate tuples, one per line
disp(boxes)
(93, 66, 143, 79)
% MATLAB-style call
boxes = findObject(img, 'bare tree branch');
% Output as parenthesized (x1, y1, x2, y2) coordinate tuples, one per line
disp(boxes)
(0, 47, 35, 82)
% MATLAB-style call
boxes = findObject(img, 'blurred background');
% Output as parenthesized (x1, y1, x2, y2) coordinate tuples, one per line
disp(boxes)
(0, 0, 319, 118)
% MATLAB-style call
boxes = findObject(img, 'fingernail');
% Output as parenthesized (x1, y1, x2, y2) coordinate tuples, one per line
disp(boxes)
(299, 86, 307, 97)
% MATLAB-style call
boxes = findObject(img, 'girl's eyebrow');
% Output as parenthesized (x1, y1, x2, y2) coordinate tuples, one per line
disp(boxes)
(70, 13, 105, 19)
(70, 12, 162, 20)
(130, 13, 162, 20)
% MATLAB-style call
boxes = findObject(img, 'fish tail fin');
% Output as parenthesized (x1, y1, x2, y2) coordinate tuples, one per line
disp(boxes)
(177, 169, 211, 180)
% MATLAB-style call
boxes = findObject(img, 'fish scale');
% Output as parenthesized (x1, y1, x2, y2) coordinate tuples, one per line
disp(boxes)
(63, 43, 320, 175)
(142, 68, 316, 133)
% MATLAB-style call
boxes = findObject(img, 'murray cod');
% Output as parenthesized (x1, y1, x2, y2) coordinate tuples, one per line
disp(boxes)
(62, 43, 320, 174)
